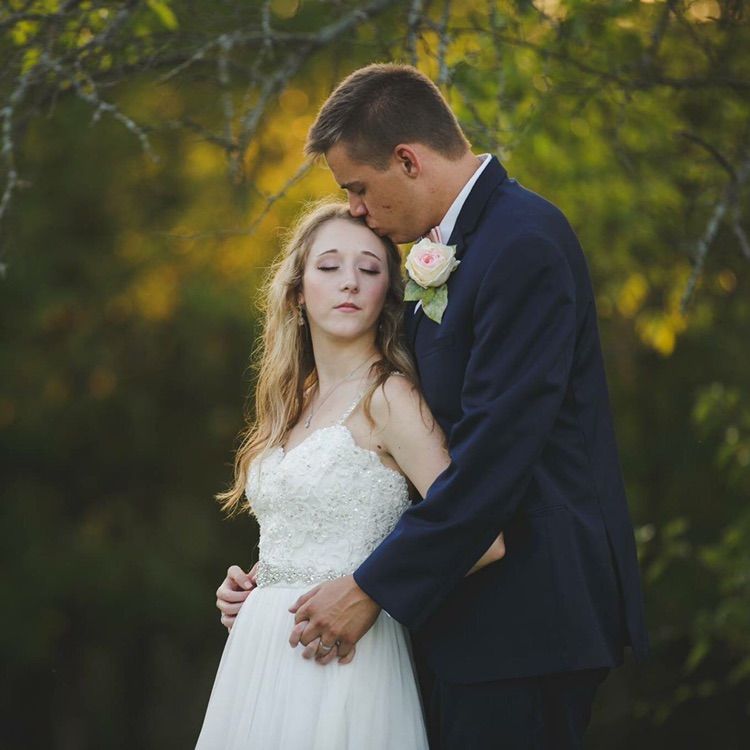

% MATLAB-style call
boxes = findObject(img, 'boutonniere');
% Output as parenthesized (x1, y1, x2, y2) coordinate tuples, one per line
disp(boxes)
(404, 237, 460, 324)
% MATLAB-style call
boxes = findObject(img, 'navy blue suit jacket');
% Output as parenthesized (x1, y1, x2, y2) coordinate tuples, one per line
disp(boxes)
(354, 157, 649, 684)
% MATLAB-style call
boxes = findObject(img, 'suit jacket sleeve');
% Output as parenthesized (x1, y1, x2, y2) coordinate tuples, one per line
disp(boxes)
(353, 232, 577, 629)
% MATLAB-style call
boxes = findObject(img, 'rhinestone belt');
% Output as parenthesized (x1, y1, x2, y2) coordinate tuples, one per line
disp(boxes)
(256, 560, 350, 588)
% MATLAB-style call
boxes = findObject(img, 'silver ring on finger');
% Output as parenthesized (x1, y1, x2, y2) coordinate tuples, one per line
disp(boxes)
(317, 641, 335, 654)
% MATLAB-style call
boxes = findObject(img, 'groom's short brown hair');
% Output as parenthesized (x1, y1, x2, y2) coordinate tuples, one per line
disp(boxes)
(305, 63, 470, 169)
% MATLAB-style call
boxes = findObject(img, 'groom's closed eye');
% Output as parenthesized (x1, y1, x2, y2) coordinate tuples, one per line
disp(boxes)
(340, 181, 366, 196)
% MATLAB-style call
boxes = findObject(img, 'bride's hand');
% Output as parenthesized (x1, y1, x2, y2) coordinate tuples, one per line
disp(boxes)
(216, 563, 258, 630)
(466, 533, 506, 576)
(300, 636, 357, 665)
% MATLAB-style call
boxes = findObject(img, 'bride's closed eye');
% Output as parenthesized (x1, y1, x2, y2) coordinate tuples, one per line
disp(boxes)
(317, 266, 381, 275)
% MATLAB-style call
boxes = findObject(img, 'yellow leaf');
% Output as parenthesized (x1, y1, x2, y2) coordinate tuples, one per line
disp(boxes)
(10, 20, 38, 46)
(271, 0, 300, 19)
(146, 0, 178, 30)
(129, 265, 180, 321)
(616, 273, 648, 318)
(21, 47, 41, 75)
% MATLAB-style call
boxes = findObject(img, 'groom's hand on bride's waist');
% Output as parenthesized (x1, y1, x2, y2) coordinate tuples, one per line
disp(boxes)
(288, 575, 380, 664)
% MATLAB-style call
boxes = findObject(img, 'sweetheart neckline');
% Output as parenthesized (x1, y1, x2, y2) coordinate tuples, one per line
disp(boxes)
(277, 424, 409, 487)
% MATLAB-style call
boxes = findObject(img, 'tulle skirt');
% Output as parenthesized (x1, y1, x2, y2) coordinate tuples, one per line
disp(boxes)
(195, 584, 429, 749)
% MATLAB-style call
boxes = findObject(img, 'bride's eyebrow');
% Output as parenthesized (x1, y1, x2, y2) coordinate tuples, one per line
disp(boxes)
(315, 249, 382, 261)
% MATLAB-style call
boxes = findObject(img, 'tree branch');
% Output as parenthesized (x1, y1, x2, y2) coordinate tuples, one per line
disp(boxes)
(679, 131, 736, 180)
(682, 153, 750, 312)
(164, 158, 314, 242)
(436, 0, 452, 88)
(406, 0, 424, 66)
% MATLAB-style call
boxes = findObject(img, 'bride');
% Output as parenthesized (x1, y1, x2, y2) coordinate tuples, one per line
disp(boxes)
(196, 201, 505, 749)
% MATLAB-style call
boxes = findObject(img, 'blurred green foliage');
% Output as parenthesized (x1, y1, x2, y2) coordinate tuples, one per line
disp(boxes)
(1, 1, 749, 747)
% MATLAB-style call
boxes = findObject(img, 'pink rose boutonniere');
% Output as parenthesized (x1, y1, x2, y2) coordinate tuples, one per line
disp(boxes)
(404, 238, 460, 323)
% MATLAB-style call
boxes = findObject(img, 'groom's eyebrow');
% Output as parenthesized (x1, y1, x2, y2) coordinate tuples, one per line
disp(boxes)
(339, 181, 363, 191)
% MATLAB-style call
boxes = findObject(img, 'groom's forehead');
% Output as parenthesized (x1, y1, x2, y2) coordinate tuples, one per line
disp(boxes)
(325, 142, 377, 182)
(324, 142, 351, 169)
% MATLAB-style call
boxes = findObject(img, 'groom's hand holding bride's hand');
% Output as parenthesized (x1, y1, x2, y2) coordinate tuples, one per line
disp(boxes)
(288, 575, 380, 665)
(216, 563, 258, 630)
(286, 531, 507, 662)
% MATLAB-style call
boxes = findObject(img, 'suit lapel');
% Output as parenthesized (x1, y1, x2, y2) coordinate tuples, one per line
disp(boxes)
(447, 157, 507, 256)
(408, 299, 425, 351)
(408, 157, 508, 350)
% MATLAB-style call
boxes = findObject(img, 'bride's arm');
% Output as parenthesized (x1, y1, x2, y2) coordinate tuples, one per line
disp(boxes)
(371, 376, 505, 576)
(465, 534, 505, 575)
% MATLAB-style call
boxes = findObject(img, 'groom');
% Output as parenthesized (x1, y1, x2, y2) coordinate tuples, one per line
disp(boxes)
(219, 64, 649, 748)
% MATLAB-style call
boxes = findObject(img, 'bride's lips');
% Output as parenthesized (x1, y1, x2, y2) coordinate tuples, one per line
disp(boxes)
(335, 303, 361, 311)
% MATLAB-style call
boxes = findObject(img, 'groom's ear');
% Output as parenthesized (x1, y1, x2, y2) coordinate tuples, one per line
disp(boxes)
(394, 145, 421, 178)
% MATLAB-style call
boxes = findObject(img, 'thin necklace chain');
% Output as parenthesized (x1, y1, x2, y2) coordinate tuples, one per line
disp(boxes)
(304, 353, 377, 429)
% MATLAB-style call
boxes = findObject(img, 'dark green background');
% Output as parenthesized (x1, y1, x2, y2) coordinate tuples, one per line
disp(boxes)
(1, 1, 749, 747)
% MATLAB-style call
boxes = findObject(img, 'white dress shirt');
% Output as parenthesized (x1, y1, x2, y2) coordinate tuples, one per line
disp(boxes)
(437, 153, 491, 244)
(414, 153, 491, 314)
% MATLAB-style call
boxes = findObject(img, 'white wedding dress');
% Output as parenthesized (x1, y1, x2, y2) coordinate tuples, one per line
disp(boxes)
(195, 393, 429, 749)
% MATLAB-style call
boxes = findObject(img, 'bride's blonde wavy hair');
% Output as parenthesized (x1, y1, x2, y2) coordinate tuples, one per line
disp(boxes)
(217, 199, 419, 516)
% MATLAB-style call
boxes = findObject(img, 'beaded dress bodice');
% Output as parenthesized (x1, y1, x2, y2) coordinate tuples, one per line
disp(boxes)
(246, 393, 410, 588)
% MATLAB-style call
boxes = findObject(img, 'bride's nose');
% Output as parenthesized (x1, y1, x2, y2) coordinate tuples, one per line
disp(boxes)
(341, 275, 359, 293)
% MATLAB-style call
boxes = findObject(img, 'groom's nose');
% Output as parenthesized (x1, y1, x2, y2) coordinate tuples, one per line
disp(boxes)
(348, 193, 368, 218)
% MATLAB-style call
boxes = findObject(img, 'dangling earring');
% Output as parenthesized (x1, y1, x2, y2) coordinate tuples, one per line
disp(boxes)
(297, 303, 306, 327)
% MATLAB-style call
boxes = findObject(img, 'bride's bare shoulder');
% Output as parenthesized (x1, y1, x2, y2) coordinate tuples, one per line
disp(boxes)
(370, 372, 434, 432)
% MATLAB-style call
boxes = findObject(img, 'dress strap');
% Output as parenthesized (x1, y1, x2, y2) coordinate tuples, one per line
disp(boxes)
(337, 391, 366, 426)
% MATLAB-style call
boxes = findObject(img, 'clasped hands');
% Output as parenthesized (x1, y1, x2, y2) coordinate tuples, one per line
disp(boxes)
(215, 532, 506, 665)
(288, 574, 381, 665)
(215, 566, 379, 665)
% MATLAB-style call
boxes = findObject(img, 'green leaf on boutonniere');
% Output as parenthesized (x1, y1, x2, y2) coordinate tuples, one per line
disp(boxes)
(421, 286, 437, 306)
(404, 279, 424, 302)
(404, 278, 449, 323)
(422, 284, 448, 324)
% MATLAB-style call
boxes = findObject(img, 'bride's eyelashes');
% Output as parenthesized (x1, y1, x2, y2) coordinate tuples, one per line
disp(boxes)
(317, 266, 381, 275)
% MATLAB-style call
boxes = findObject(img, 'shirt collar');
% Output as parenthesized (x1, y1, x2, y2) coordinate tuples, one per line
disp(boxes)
(437, 153, 491, 244)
